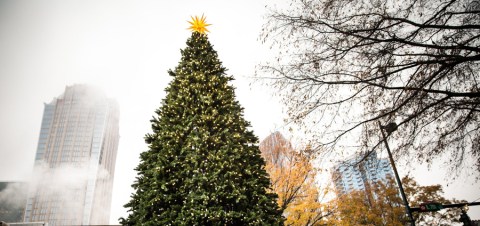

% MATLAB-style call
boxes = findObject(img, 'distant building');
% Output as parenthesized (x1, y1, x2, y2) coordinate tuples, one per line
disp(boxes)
(259, 132, 293, 167)
(332, 151, 392, 194)
(24, 85, 119, 226)
(0, 182, 28, 223)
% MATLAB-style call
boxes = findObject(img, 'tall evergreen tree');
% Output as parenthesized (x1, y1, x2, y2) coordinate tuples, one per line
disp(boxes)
(120, 16, 283, 225)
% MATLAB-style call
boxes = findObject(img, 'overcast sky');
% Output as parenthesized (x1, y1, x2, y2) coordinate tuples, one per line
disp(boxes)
(0, 0, 478, 223)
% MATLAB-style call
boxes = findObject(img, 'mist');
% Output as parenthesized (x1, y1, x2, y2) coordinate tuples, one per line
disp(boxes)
(0, 182, 28, 222)
(0, 1, 286, 223)
(22, 160, 112, 224)
(5, 0, 477, 224)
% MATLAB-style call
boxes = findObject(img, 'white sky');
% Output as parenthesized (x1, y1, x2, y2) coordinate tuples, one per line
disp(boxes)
(0, 0, 478, 223)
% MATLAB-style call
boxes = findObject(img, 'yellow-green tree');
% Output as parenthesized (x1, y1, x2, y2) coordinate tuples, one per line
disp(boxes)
(326, 176, 464, 225)
(403, 176, 465, 225)
(326, 176, 405, 226)
(260, 132, 329, 225)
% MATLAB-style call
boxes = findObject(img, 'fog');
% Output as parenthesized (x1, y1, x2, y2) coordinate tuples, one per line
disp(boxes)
(0, 160, 113, 223)
(0, 0, 285, 223)
(0, 182, 28, 222)
(0, 0, 478, 224)
(28, 160, 113, 223)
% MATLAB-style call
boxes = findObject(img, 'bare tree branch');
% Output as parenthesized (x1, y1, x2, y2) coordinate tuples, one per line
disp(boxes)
(259, 0, 480, 179)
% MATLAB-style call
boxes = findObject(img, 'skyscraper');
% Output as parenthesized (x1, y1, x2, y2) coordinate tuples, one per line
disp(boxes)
(24, 85, 119, 225)
(332, 151, 392, 194)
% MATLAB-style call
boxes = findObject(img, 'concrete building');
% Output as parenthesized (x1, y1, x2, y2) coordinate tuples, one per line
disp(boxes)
(24, 85, 119, 226)
(332, 151, 392, 194)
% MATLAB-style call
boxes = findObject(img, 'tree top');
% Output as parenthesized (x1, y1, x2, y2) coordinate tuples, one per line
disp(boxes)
(188, 14, 210, 34)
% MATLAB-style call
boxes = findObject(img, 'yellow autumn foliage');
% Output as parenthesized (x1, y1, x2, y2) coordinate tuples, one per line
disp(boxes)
(260, 132, 327, 225)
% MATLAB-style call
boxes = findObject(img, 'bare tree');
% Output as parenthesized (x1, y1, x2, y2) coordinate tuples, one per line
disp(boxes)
(259, 0, 480, 178)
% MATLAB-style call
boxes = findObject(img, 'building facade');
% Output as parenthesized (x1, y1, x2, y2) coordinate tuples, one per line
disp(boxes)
(332, 151, 392, 194)
(24, 85, 119, 225)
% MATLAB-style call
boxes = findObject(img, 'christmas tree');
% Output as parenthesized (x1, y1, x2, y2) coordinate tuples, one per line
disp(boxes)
(120, 15, 283, 225)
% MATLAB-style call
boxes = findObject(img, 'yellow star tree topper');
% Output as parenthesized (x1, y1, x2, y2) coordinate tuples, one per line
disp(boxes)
(188, 14, 211, 34)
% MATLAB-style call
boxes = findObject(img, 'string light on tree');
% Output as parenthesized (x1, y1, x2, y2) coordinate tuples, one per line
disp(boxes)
(120, 16, 283, 225)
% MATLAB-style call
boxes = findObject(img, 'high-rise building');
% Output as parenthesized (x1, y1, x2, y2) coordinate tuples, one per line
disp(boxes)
(24, 85, 119, 226)
(332, 151, 392, 194)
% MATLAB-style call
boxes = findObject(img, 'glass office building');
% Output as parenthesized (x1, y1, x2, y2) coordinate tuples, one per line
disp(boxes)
(24, 85, 119, 225)
(332, 151, 392, 194)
